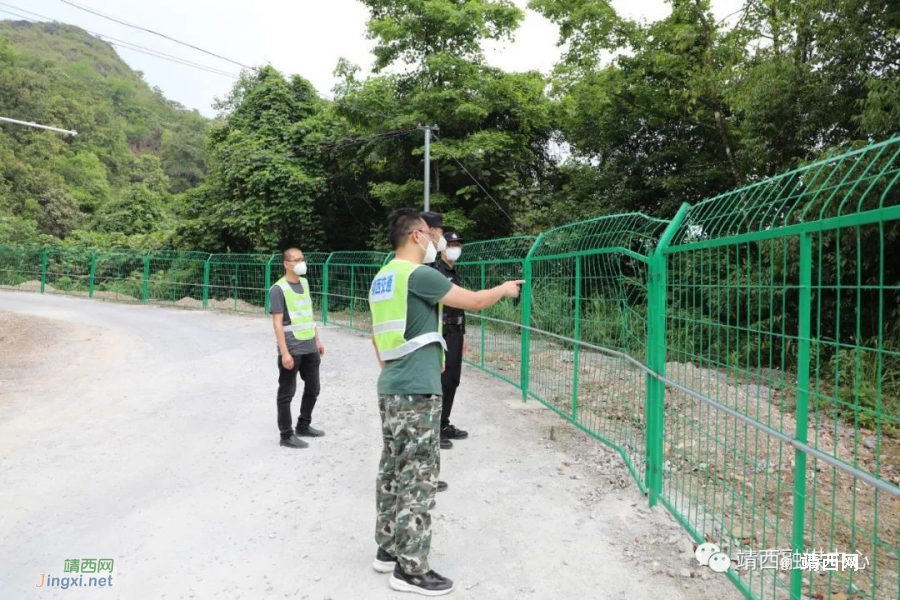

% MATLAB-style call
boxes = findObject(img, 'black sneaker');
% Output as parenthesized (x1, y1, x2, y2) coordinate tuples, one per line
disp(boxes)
(440, 437, 453, 450)
(437, 481, 448, 493)
(296, 425, 325, 437)
(389, 564, 454, 596)
(442, 424, 468, 440)
(372, 547, 397, 573)
(280, 435, 309, 449)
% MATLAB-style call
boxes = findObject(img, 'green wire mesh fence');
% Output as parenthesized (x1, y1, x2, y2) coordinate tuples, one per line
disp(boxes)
(455, 236, 535, 388)
(1, 136, 898, 600)
(662, 137, 900, 600)
(0, 245, 43, 291)
(323, 251, 389, 332)
(146, 251, 210, 309)
(205, 253, 272, 314)
(45, 246, 93, 298)
(523, 214, 671, 493)
(92, 249, 147, 303)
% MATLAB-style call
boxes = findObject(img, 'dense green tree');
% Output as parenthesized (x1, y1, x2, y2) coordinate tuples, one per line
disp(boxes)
(326, 0, 555, 244)
(175, 67, 326, 253)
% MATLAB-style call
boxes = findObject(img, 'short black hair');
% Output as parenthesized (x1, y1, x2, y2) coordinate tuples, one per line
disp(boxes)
(388, 208, 426, 250)
(282, 247, 302, 261)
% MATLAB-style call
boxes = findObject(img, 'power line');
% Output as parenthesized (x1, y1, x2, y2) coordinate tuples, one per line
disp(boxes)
(56, 0, 410, 123)
(0, 2, 239, 78)
(432, 132, 519, 229)
(105, 40, 238, 79)
(0, 5, 35, 22)
(58, 0, 252, 70)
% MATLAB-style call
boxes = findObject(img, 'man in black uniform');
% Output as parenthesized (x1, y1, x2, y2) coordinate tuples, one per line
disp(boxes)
(432, 230, 469, 448)
(420, 211, 447, 265)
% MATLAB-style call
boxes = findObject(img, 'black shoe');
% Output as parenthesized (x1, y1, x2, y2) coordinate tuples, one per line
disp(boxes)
(442, 424, 468, 440)
(389, 564, 454, 596)
(440, 437, 453, 450)
(372, 547, 397, 573)
(296, 425, 324, 437)
(280, 435, 309, 449)
(437, 481, 448, 493)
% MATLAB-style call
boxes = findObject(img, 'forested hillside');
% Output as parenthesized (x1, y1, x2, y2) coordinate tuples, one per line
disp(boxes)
(0, 20, 208, 249)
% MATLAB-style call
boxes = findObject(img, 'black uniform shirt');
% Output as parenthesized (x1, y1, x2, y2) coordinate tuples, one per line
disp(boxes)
(432, 257, 465, 334)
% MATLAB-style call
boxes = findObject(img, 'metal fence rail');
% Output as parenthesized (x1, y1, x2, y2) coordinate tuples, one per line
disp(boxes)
(1, 135, 898, 600)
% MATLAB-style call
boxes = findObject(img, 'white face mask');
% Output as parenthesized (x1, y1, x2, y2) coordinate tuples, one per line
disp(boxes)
(416, 234, 438, 264)
(444, 247, 462, 262)
(436, 235, 447, 253)
(292, 262, 307, 276)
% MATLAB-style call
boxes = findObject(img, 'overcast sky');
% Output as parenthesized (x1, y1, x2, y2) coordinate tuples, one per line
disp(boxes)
(9, 0, 743, 118)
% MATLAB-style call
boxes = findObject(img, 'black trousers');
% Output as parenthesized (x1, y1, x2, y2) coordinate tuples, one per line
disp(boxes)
(440, 328, 464, 429)
(276, 352, 321, 438)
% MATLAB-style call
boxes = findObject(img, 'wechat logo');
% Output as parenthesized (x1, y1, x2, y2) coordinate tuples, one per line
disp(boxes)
(695, 542, 732, 573)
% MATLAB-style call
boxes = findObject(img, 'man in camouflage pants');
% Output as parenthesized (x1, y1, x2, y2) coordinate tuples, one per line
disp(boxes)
(368, 208, 523, 596)
(375, 394, 441, 573)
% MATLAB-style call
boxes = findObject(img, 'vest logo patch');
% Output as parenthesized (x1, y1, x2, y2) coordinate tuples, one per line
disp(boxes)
(371, 273, 395, 302)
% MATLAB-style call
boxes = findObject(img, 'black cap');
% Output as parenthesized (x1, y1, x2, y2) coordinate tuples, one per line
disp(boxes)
(420, 211, 443, 228)
(445, 231, 463, 244)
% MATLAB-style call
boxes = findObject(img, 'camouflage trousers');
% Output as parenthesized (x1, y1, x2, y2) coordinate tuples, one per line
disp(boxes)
(375, 393, 442, 575)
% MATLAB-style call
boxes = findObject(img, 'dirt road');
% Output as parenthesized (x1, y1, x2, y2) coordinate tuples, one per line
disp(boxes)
(0, 291, 742, 599)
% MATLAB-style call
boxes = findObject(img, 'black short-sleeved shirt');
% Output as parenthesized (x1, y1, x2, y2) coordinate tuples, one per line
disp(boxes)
(432, 257, 465, 334)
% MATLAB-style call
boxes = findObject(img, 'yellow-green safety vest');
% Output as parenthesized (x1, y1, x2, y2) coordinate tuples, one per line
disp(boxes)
(369, 259, 446, 361)
(273, 276, 316, 341)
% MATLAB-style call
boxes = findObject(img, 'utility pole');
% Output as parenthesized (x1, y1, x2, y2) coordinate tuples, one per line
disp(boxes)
(0, 116, 77, 136)
(417, 124, 439, 211)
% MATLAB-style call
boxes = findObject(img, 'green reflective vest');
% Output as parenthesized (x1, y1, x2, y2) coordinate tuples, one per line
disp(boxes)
(273, 276, 316, 341)
(369, 259, 445, 362)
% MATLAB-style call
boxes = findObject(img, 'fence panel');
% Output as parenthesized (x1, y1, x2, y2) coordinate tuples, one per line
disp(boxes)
(45, 247, 93, 297)
(0, 245, 44, 291)
(661, 137, 900, 600)
(523, 215, 670, 491)
(324, 251, 388, 332)
(92, 249, 147, 303)
(455, 236, 535, 388)
(207, 254, 272, 315)
(147, 251, 210, 309)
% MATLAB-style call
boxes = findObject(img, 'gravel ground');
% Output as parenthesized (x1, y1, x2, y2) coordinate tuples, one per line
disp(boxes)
(0, 290, 743, 600)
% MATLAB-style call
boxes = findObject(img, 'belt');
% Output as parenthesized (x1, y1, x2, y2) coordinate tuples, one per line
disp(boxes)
(443, 316, 465, 326)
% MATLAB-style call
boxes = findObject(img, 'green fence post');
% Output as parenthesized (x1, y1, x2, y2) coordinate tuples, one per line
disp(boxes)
(264, 254, 274, 314)
(233, 262, 238, 311)
(646, 203, 690, 507)
(15, 250, 24, 289)
(572, 255, 581, 420)
(349, 267, 356, 328)
(88, 250, 97, 299)
(322, 253, 332, 325)
(480, 263, 486, 369)
(202, 256, 211, 309)
(141, 251, 150, 304)
(40, 249, 48, 294)
(520, 235, 542, 401)
(790, 232, 813, 599)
